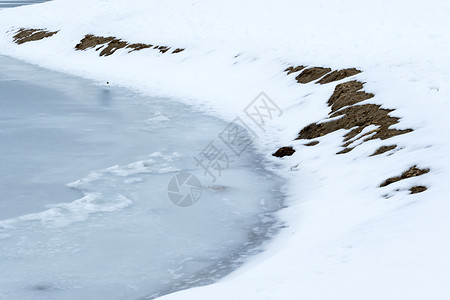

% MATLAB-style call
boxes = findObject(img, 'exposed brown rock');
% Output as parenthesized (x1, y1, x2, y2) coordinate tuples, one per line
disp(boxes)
(379, 166, 430, 187)
(99, 39, 128, 56)
(285, 65, 425, 192)
(297, 103, 413, 154)
(336, 148, 352, 154)
(304, 141, 319, 146)
(13, 28, 58, 44)
(410, 186, 428, 194)
(295, 67, 332, 83)
(295, 79, 413, 154)
(272, 147, 295, 157)
(341, 128, 379, 148)
(154, 45, 170, 53)
(328, 80, 374, 112)
(75, 35, 130, 56)
(74, 34, 183, 56)
(285, 66, 306, 75)
(127, 43, 153, 53)
(371, 145, 397, 156)
(317, 68, 362, 84)
(75, 34, 116, 51)
(172, 48, 185, 54)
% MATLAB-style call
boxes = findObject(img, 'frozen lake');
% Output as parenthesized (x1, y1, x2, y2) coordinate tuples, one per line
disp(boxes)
(0, 55, 283, 299)
(0, 0, 50, 9)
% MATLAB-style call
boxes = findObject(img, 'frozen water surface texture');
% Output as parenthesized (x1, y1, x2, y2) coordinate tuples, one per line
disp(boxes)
(0, 0, 50, 9)
(0, 55, 284, 299)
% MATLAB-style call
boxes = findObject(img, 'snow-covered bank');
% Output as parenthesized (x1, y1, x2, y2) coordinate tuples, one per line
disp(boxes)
(1, 0, 449, 299)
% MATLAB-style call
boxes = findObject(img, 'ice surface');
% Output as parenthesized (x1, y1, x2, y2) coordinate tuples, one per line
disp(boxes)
(0, 55, 284, 299)
(0, 1, 50, 10)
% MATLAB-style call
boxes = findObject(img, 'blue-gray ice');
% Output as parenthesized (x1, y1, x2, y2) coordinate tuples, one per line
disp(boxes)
(0, 55, 283, 299)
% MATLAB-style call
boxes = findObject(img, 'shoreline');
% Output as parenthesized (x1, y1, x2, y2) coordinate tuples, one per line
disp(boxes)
(1, 1, 449, 299)
(0, 52, 287, 299)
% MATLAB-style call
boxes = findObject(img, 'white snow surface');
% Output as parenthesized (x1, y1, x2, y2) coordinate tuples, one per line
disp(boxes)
(1, 0, 450, 299)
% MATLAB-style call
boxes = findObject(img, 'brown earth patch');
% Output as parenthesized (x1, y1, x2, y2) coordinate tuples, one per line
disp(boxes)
(318, 68, 362, 84)
(297, 103, 412, 154)
(127, 43, 153, 53)
(328, 80, 374, 112)
(304, 141, 319, 146)
(285, 66, 361, 85)
(379, 165, 430, 187)
(272, 147, 295, 157)
(154, 45, 170, 53)
(13, 28, 58, 44)
(285, 66, 306, 75)
(296, 81, 413, 154)
(295, 67, 332, 83)
(285, 64, 426, 194)
(99, 39, 129, 56)
(74, 34, 183, 56)
(75, 35, 115, 51)
(371, 145, 397, 156)
(172, 48, 185, 54)
(75, 35, 128, 56)
(410, 186, 427, 194)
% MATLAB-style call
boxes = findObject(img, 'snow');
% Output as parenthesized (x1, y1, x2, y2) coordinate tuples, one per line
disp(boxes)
(0, 0, 449, 299)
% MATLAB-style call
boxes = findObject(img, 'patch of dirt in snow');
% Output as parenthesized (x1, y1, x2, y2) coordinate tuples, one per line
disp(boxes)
(272, 146, 296, 157)
(294, 80, 413, 154)
(295, 67, 331, 83)
(127, 43, 153, 52)
(284, 65, 306, 75)
(99, 38, 127, 56)
(286, 66, 361, 84)
(74, 35, 115, 51)
(327, 80, 373, 111)
(370, 145, 397, 156)
(318, 68, 361, 84)
(172, 48, 185, 54)
(274, 68, 412, 156)
(13, 28, 58, 44)
(409, 185, 428, 194)
(379, 165, 430, 187)
(74, 34, 184, 56)
(277, 65, 430, 192)
(304, 141, 319, 146)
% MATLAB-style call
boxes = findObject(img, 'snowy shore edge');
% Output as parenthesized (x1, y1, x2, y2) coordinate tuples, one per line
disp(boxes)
(1, 1, 449, 299)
